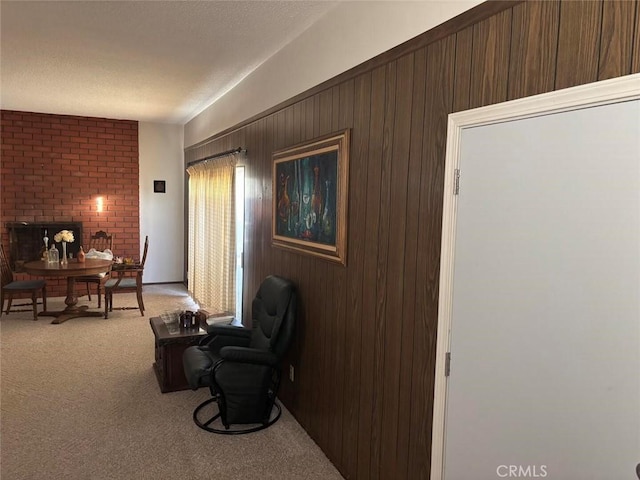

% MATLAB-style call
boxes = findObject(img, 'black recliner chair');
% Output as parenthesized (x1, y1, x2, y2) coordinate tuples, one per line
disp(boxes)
(182, 275, 296, 434)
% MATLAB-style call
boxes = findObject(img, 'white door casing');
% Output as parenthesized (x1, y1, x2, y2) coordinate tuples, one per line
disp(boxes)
(431, 73, 640, 479)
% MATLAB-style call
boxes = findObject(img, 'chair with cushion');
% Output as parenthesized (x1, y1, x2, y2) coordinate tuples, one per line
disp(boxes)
(104, 236, 148, 319)
(77, 230, 113, 307)
(182, 275, 297, 434)
(1, 245, 47, 321)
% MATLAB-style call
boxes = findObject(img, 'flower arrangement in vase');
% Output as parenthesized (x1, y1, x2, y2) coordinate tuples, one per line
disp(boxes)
(54, 230, 75, 264)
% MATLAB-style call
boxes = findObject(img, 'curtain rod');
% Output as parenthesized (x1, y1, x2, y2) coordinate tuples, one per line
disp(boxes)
(187, 147, 246, 168)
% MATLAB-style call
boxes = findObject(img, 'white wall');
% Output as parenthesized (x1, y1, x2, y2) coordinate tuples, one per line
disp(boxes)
(184, 0, 482, 147)
(139, 122, 184, 283)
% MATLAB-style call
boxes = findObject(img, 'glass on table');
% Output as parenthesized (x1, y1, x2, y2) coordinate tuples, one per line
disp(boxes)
(160, 310, 181, 334)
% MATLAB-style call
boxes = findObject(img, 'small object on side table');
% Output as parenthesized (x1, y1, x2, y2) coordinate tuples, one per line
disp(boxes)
(179, 310, 196, 330)
(195, 310, 207, 327)
(195, 309, 235, 328)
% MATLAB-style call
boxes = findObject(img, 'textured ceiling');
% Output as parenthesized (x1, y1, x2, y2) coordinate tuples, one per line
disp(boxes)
(0, 0, 338, 124)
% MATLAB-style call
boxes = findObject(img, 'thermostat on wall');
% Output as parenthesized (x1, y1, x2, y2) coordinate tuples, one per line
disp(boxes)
(153, 180, 166, 193)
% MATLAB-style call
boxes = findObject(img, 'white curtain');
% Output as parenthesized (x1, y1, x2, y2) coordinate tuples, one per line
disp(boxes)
(187, 154, 236, 313)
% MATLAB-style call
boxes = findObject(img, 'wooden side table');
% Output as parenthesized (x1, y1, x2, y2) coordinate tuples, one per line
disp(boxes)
(149, 317, 208, 393)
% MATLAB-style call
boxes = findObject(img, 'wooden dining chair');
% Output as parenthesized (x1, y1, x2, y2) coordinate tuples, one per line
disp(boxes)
(104, 236, 149, 319)
(77, 230, 113, 307)
(1, 245, 47, 321)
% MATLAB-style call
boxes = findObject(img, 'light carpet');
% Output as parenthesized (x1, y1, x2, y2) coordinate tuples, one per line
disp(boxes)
(0, 284, 343, 480)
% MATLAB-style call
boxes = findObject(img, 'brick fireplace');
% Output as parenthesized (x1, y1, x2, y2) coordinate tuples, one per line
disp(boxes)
(1, 110, 140, 297)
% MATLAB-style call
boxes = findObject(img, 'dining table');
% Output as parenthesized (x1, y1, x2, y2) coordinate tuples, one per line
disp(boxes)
(22, 258, 113, 324)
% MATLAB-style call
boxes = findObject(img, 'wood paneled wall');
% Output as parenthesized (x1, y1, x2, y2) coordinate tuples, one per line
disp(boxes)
(185, 2, 640, 478)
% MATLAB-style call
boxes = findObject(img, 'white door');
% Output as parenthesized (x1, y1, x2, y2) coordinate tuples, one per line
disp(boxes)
(436, 89, 640, 479)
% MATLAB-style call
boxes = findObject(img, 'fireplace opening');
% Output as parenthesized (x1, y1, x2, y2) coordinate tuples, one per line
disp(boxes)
(7, 222, 84, 271)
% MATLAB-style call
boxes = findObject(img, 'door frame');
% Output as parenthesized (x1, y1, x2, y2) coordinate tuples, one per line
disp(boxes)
(430, 73, 640, 480)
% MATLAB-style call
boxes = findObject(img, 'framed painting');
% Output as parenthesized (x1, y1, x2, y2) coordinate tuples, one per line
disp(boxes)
(272, 129, 350, 265)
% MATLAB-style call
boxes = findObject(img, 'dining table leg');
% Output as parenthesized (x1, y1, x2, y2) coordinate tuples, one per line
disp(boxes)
(40, 276, 105, 324)
(64, 276, 79, 308)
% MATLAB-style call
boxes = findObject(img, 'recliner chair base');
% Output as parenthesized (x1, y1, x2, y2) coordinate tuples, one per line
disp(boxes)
(193, 397, 283, 435)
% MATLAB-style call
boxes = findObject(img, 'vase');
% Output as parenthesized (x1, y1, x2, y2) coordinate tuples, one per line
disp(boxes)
(41, 230, 49, 261)
(61, 242, 68, 265)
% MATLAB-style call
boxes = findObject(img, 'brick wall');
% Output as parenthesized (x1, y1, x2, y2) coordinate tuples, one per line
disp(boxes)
(1, 110, 140, 297)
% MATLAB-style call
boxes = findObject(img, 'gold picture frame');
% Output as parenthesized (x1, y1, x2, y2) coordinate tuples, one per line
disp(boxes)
(272, 130, 350, 265)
